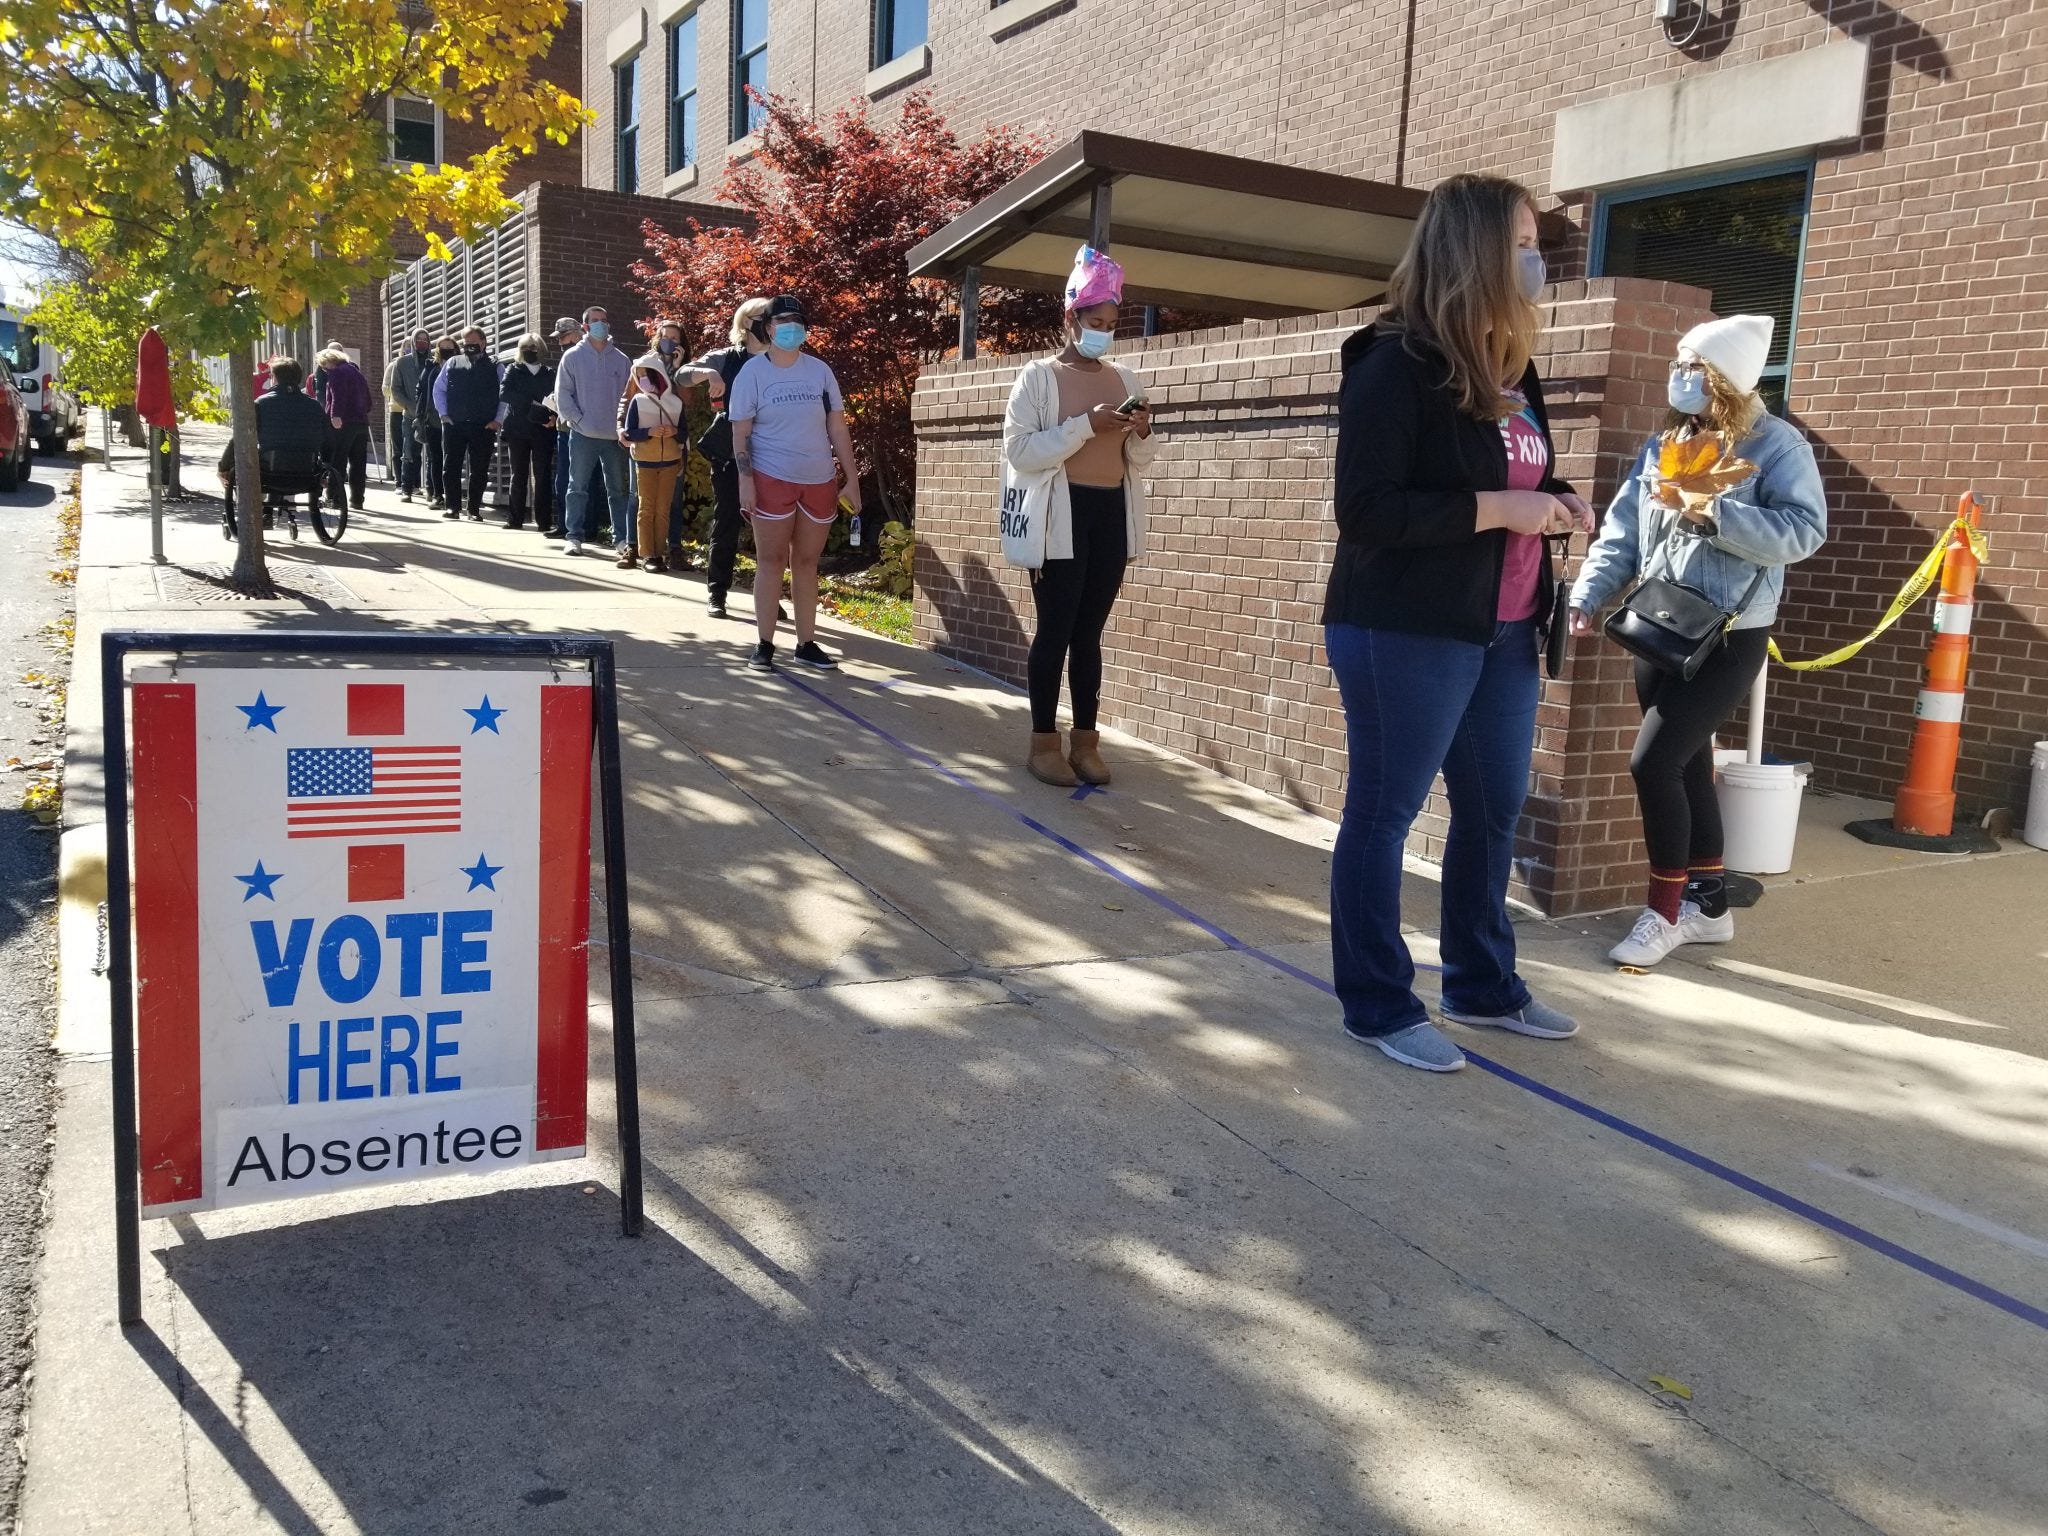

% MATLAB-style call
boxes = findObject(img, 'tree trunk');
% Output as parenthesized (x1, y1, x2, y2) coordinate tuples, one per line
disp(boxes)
(226, 367, 271, 593)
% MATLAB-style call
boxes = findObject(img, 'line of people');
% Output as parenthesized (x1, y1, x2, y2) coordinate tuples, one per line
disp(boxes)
(1002, 194, 1826, 1077)
(371, 297, 863, 670)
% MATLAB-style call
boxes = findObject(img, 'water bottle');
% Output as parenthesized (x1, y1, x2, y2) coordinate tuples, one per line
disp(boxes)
(848, 512, 863, 548)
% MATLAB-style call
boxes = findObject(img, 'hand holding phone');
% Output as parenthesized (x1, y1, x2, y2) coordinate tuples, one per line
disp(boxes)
(1116, 394, 1146, 415)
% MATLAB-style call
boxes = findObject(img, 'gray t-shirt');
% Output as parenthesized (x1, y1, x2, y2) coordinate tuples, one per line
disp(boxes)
(729, 352, 841, 485)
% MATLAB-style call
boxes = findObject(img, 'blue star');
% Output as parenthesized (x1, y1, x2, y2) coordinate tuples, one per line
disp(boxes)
(463, 695, 506, 734)
(235, 860, 282, 902)
(237, 691, 285, 732)
(460, 854, 503, 892)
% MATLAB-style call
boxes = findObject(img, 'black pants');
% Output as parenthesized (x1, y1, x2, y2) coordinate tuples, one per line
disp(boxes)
(1630, 628, 1772, 870)
(416, 422, 443, 501)
(506, 434, 555, 529)
(443, 422, 495, 516)
(705, 458, 742, 598)
(1027, 484, 1129, 734)
(328, 421, 368, 508)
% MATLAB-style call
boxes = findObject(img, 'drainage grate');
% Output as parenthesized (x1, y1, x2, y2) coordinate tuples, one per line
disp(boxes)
(155, 562, 348, 607)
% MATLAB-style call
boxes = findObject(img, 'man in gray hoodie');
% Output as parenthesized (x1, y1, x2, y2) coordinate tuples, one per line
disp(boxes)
(386, 328, 433, 501)
(554, 304, 634, 556)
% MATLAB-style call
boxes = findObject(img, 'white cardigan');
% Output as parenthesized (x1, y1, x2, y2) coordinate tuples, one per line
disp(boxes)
(1000, 356, 1156, 566)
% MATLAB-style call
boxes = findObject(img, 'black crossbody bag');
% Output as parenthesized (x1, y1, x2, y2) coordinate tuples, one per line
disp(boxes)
(1604, 519, 1766, 681)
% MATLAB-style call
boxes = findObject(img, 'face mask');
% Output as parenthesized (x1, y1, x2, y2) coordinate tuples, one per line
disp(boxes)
(657, 337, 678, 355)
(1515, 248, 1546, 301)
(464, 343, 483, 359)
(1667, 367, 1710, 415)
(438, 350, 455, 361)
(519, 347, 540, 362)
(772, 322, 807, 351)
(642, 373, 668, 394)
(414, 342, 430, 356)
(586, 321, 609, 341)
(1075, 327, 1114, 360)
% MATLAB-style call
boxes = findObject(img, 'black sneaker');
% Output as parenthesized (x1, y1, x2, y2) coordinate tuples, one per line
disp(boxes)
(440, 508, 461, 520)
(747, 641, 776, 672)
(707, 595, 728, 619)
(792, 641, 838, 670)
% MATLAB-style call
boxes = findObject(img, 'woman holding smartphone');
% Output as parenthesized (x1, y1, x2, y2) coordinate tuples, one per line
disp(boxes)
(1324, 173, 1594, 1073)
(1001, 246, 1155, 787)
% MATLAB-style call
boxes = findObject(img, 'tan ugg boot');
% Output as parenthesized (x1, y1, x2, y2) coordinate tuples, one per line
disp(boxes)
(1028, 732, 1079, 787)
(1067, 728, 1111, 786)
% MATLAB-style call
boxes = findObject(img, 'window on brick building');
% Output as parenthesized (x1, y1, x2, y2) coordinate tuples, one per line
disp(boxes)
(731, 0, 767, 141)
(667, 14, 699, 174)
(872, 0, 926, 68)
(1594, 165, 1812, 415)
(616, 56, 640, 194)
(389, 96, 440, 166)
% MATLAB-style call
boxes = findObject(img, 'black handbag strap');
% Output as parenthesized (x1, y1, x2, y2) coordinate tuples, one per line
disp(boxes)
(1639, 510, 1769, 623)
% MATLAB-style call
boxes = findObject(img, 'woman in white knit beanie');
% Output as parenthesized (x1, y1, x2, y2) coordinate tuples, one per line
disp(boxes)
(1567, 314, 1828, 968)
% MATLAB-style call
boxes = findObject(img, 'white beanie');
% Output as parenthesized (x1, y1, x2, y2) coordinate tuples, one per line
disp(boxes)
(1678, 314, 1774, 394)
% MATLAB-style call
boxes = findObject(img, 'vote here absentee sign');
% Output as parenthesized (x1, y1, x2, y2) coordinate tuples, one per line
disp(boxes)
(126, 667, 593, 1215)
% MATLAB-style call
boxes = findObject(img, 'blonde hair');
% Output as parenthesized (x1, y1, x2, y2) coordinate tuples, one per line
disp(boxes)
(1380, 173, 1540, 421)
(516, 331, 545, 354)
(730, 297, 772, 349)
(1669, 359, 1766, 440)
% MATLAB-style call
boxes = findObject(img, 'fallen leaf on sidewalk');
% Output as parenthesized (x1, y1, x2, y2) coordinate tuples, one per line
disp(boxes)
(1116, 841, 1143, 852)
(1102, 903, 1123, 912)
(1647, 1376, 1692, 1400)
(824, 753, 847, 766)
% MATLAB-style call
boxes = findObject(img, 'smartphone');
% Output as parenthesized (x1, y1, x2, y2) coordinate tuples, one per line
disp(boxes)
(1116, 394, 1146, 414)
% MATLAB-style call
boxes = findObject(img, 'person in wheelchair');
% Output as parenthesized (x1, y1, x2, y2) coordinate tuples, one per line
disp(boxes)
(218, 356, 335, 530)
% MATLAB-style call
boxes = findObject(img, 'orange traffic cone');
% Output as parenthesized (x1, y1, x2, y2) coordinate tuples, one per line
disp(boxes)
(1849, 493, 1998, 853)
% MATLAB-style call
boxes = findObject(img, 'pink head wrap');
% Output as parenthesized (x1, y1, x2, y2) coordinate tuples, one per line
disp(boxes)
(1063, 245, 1124, 312)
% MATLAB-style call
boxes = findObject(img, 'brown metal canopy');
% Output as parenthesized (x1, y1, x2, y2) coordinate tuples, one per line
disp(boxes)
(907, 131, 1431, 328)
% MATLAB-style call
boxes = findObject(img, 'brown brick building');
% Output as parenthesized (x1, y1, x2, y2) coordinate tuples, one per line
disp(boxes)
(299, 8, 587, 426)
(574, 0, 2046, 895)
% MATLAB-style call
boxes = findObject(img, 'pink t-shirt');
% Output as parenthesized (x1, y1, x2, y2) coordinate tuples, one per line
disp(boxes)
(1496, 388, 1550, 622)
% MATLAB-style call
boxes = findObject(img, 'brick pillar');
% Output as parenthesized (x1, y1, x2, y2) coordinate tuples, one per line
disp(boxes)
(913, 279, 1716, 916)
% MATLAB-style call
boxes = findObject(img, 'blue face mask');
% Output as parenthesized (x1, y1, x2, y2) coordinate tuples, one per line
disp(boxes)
(586, 321, 609, 341)
(1668, 366, 1710, 415)
(1516, 248, 1546, 301)
(773, 322, 807, 351)
(1075, 327, 1114, 360)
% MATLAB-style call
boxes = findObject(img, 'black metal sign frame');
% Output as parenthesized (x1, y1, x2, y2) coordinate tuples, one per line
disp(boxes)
(100, 629, 644, 1326)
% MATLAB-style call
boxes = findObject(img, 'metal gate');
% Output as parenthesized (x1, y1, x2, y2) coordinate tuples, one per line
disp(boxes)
(384, 207, 534, 508)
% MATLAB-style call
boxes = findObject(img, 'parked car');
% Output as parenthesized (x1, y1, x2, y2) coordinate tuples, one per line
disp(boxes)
(0, 368, 33, 492)
(0, 307, 83, 455)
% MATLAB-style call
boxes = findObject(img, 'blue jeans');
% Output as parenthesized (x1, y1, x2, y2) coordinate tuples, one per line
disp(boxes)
(564, 435, 632, 547)
(553, 427, 572, 507)
(1326, 619, 1539, 1036)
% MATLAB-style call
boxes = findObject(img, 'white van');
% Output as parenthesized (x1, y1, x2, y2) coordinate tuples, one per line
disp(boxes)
(0, 308, 83, 455)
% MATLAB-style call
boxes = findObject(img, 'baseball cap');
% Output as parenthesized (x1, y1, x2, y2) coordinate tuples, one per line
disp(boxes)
(552, 316, 581, 337)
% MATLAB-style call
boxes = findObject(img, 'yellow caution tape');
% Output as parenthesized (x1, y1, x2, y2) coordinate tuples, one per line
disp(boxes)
(1768, 516, 1988, 672)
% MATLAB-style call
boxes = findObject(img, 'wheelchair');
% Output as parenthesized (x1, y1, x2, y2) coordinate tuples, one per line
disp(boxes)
(221, 448, 347, 545)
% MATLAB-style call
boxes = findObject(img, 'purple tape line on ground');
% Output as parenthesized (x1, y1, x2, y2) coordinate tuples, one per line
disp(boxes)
(781, 672, 2048, 1335)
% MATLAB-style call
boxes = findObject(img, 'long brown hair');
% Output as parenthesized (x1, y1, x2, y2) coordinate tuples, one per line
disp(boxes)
(1380, 173, 1540, 421)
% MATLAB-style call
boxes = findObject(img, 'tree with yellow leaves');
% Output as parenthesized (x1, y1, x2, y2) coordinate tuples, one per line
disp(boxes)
(0, 0, 584, 588)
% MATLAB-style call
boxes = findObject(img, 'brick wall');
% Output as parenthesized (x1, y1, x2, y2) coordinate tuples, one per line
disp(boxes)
(913, 279, 1717, 917)
(317, 6, 587, 422)
(583, 0, 2048, 822)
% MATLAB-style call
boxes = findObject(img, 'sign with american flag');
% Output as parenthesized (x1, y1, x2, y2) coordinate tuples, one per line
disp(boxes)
(125, 668, 593, 1215)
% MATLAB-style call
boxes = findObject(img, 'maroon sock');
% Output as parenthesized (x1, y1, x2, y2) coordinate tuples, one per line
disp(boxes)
(1648, 868, 1687, 924)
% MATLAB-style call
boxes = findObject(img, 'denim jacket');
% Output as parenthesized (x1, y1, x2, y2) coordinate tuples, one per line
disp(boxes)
(1570, 413, 1827, 631)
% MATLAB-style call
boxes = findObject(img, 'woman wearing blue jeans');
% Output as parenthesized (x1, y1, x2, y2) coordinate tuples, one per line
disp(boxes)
(1324, 173, 1594, 1073)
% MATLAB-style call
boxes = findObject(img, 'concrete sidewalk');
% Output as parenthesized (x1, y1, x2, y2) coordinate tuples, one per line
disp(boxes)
(21, 428, 2048, 1535)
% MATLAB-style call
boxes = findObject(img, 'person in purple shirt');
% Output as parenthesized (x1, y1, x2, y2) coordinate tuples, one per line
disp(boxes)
(315, 345, 374, 512)
(433, 324, 508, 521)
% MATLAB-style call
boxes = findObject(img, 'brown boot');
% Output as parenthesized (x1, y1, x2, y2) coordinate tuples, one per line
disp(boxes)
(1068, 728, 1111, 786)
(1028, 731, 1078, 787)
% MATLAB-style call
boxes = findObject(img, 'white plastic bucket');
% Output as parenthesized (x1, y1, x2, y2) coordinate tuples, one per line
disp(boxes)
(1717, 760, 1808, 874)
(2025, 741, 2048, 851)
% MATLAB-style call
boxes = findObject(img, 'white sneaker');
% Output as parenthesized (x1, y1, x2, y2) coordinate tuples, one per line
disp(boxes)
(562, 540, 583, 556)
(1676, 899, 1735, 946)
(1609, 908, 1685, 967)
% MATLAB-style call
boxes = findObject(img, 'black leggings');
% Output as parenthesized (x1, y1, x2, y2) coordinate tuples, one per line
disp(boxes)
(1028, 484, 1128, 734)
(1630, 628, 1772, 870)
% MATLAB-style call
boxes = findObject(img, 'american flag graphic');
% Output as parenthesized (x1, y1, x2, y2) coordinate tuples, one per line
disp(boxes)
(285, 744, 463, 839)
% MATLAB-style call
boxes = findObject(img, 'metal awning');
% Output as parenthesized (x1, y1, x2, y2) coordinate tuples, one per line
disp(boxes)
(907, 132, 1431, 342)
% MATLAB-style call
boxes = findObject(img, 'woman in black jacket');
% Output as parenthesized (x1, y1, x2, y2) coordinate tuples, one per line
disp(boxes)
(498, 332, 558, 533)
(1324, 173, 1594, 1073)
(691, 297, 771, 618)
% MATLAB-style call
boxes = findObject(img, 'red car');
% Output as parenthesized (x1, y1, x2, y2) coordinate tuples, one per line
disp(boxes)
(0, 370, 31, 492)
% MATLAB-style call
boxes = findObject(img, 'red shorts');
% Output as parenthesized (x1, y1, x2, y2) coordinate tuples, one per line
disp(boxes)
(754, 472, 839, 525)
